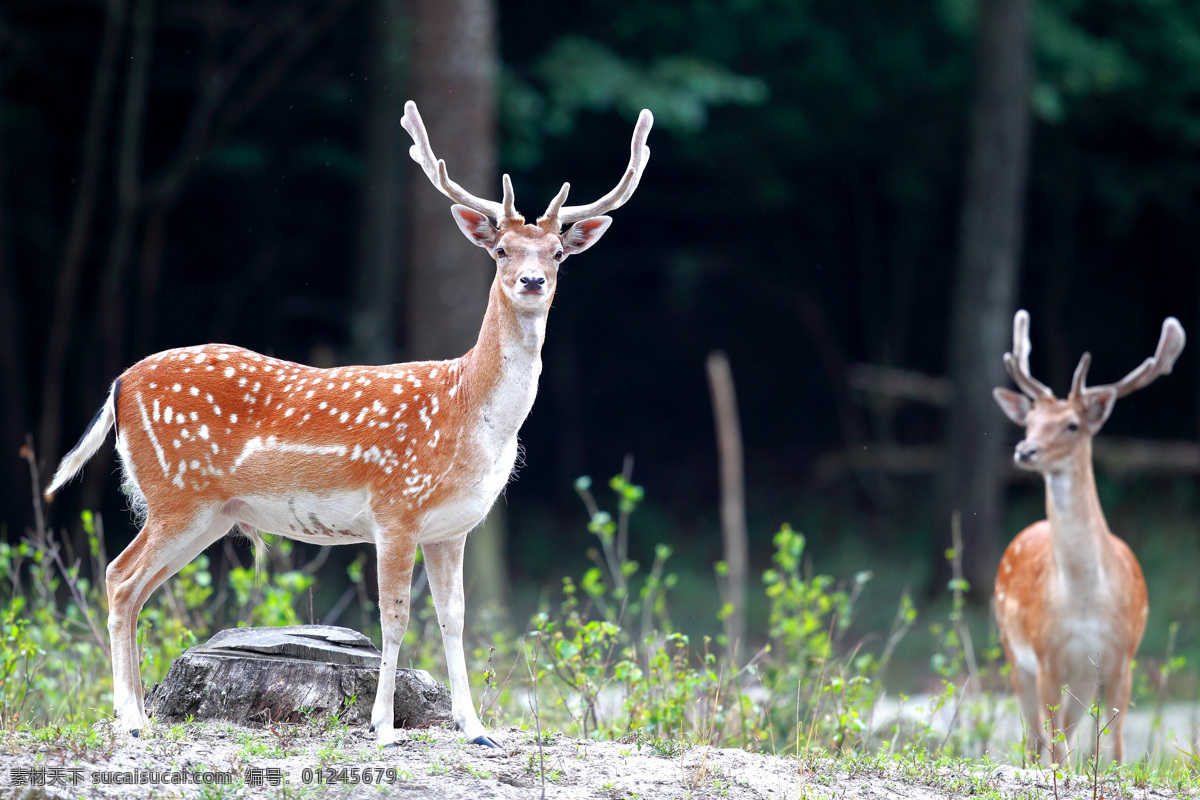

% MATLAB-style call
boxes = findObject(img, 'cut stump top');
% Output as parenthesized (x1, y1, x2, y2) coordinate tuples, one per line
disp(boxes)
(147, 625, 452, 729)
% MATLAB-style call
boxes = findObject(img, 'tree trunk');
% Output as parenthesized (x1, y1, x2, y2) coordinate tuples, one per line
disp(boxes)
(406, 0, 507, 612)
(351, 0, 407, 367)
(406, 0, 496, 359)
(38, 0, 127, 475)
(78, 0, 155, 521)
(706, 352, 748, 663)
(941, 0, 1033, 597)
(97, 0, 155, 383)
(0, 146, 30, 531)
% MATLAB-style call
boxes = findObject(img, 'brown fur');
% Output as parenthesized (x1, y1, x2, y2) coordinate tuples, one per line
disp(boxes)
(991, 310, 1179, 764)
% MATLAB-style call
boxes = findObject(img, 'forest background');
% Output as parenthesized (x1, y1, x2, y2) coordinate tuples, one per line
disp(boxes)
(1, 0, 1199, 687)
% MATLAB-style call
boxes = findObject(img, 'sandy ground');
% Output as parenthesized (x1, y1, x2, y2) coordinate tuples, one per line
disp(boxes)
(2, 720, 1197, 800)
(870, 693, 1200, 763)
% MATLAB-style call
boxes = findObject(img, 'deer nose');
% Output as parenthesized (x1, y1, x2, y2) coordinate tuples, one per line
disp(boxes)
(520, 276, 545, 291)
(1015, 442, 1039, 462)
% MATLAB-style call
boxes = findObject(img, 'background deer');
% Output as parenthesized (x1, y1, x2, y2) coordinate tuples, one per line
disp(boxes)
(992, 309, 1185, 763)
(44, 100, 653, 748)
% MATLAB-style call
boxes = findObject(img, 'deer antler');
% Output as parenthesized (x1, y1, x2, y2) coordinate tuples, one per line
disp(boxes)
(539, 109, 654, 228)
(1003, 310, 1055, 401)
(401, 101, 517, 223)
(1071, 317, 1187, 399)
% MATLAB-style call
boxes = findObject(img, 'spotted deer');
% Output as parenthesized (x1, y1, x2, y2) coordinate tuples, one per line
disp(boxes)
(992, 309, 1185, 763)
(45, 101, 653, 747)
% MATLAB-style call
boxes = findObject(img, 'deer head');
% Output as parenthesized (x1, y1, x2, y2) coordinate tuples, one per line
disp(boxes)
(993, 309, 1186, 473)
(401, 102, 652, 313)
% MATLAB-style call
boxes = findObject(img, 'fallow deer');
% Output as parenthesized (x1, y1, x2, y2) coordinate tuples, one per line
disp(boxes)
(992, 309, 1185, 763)
(45, 100, 653, 747)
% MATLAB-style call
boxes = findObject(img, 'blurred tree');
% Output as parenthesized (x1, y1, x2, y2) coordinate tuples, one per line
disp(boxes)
(0, 148, 29, 520)
(37, 0, 128, 479)
(942, 0, 1033, 595)
(351, 0, 406, 366)
(406, 0, 509, 610)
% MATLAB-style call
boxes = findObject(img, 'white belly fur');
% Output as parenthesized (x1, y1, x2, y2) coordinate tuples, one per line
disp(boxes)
(228, 491, 375, 545)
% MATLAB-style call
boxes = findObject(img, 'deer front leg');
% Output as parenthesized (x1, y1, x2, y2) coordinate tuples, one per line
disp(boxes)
(1038, 668, 1088, 766)
(422, 534, 497, 747)
(369, 531, 418, 747)
(1008, 663, 1045, 764)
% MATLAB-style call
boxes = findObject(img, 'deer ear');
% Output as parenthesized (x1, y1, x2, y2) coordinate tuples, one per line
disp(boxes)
(451, 205, 498, 249)
(561, 216, 613, 256)
(993, 388, 1032, 425)
(1083, 387, 1118, 432)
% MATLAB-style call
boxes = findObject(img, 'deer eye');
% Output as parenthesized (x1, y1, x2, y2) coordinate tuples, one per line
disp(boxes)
(1066, 422, 1079, 432)
(554, 250, 564, 262)
(494, 247, 506, 259)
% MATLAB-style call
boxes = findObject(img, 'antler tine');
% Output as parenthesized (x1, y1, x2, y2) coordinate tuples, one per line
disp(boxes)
(1069, 352, 1092, 398)
(548, 109, 653, 227)
(501, 174, 516, 220)
(539, 182, 570, 223)
(1004, 309, 1055, 400)
(402, 101, 510, 222)
(1087, 316, 1187, 399)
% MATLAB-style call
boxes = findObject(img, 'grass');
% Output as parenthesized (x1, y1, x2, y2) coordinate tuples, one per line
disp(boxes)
(1, 466, 1198, 799)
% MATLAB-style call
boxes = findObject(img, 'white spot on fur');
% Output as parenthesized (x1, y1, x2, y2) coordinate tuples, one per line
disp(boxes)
(135, 393, 169, 477)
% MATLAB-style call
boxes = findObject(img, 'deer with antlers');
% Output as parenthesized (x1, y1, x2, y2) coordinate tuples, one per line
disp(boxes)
(45, 101, 653, 747)
(992, 309, 1185, 763)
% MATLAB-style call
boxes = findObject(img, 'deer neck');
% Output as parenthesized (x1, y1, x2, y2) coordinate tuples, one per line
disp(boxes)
(459, 278, 547, 440)
(1042, 441, 1114, 586)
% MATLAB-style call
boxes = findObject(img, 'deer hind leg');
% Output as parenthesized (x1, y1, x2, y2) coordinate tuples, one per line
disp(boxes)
(1036, 669, 1073, 765)
(106, 507, 230, 735)
(423, 534, 496, 748)
(1102, 661, 1133, 763)
(368, 527, 418, 747)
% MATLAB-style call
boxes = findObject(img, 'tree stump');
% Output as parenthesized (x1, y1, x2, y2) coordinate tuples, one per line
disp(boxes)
(146, 625, 452, 729)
